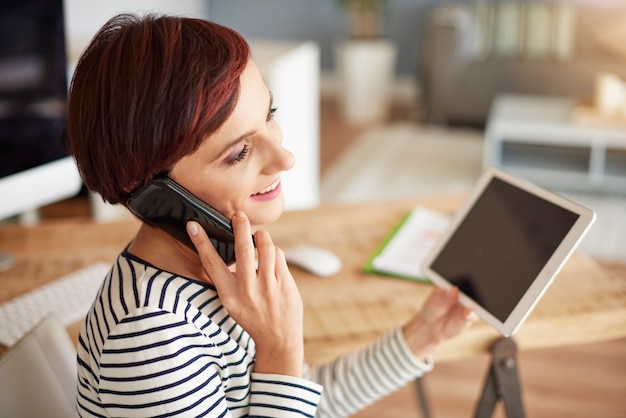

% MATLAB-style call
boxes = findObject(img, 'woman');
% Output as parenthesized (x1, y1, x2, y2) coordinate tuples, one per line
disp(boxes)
(68, 13, 475, 417)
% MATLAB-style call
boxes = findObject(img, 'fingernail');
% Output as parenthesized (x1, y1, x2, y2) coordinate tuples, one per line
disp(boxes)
(233, 211, 246, 219)
(187, 221, 199, 236)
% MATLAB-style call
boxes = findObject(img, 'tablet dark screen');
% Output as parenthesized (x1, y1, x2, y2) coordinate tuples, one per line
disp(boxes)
(430, 177, 579, 322)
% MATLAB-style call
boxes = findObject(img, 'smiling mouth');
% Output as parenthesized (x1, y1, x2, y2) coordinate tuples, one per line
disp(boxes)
(253, 178, 280, 196)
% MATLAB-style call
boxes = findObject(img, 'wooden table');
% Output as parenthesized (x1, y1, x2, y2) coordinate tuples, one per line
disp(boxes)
(1, 196, 625, 367)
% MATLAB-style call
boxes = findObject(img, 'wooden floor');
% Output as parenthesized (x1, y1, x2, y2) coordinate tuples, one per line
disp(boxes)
(320, 98, 626, 418)
(39, 97, 626, 417)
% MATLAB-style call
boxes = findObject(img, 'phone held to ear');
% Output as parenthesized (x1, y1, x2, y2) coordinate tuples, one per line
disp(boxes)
(127, 175, 237, 265)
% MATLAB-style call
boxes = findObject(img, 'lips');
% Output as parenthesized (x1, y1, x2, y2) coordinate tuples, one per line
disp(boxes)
(250, 178, 282, 202)
(253, 178, 280, 196)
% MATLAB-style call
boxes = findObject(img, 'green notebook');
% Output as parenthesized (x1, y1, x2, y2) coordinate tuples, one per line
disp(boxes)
(362, 206, 450, 283)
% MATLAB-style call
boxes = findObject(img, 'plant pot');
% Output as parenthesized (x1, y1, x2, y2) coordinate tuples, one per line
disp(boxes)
(335, 39, 397, 125)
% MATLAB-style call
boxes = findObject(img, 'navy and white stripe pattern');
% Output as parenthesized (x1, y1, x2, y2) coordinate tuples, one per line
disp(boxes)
(76, 250, 434, 417)
(76, 250, 322, 417)
(307, 328, 433, 417)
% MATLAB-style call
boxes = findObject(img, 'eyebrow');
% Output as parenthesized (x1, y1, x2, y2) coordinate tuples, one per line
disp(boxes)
(214, 90, 274, 159)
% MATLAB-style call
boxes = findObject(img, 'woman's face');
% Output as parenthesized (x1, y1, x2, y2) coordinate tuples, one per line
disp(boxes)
(169, 60, 295, 226)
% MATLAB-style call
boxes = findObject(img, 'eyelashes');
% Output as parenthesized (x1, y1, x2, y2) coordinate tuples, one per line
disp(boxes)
(227, 144, 250, 166)
(226, 103, 276, 166)
(267, 106, 278, 121)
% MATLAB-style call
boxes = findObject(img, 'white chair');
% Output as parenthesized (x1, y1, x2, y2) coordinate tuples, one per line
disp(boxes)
(0, 315, 77, 418)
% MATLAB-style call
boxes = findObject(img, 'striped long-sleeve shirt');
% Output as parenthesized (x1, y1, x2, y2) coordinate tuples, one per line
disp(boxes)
(76, 250, 433, 417)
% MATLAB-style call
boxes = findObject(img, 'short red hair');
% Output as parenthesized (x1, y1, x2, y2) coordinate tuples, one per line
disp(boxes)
(67, 14, 250, 205)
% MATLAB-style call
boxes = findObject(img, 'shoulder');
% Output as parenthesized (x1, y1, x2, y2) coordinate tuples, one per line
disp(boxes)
(102, 251, 218, 320)
(79, 252, 220, 360)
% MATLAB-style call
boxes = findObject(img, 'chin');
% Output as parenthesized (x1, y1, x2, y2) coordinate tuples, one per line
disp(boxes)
(249, 197, 285, 226)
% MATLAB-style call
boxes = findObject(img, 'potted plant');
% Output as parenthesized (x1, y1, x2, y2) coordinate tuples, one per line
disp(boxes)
(334, 0, 397, 125)
(339, 0, 389, 40)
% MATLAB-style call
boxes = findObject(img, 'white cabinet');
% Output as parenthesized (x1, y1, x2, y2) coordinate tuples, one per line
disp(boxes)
(484, 95, 626, 194)
(250, 40, 321, 210)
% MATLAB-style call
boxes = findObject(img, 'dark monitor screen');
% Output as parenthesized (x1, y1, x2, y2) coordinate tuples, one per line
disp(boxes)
(0, 0, 69, 179)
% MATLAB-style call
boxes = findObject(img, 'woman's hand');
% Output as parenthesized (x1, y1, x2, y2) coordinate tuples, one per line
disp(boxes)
(187, 211, 304, 377)
(402, 287, 477, 361)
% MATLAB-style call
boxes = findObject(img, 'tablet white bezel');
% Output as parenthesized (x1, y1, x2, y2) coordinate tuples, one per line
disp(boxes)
(422, 166, 596, 337)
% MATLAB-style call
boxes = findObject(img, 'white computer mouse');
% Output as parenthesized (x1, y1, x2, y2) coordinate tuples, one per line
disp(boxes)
(283, 244, 342, 277)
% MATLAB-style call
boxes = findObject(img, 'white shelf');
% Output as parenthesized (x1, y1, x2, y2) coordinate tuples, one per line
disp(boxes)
(484, 94, 626, 194)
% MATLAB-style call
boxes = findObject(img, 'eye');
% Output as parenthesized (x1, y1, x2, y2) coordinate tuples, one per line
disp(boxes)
(226, 144, 250, 166)
(267, 106, 278, 122)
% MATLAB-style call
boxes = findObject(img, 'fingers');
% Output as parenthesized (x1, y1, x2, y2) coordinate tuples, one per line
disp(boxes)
(230, 212, 284, 282)
(404, 286, 478, 357)
(458, 303, 478, 323)
(420, 286, 459, 323)
(186, 220, 232, 285)
(255, 229, 277, 279)
(231, 212, 258, 274)
(274, 247, 291, 278)
(187, 212, 282, 285)
(443, 288, 477, 323)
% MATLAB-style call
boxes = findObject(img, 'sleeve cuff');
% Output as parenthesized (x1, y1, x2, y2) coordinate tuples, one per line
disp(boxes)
(249, 373, 323, 417)
(392, 327, 435, 374)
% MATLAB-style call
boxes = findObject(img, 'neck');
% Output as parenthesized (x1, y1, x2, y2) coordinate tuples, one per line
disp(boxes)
(128, 222, 212, 284)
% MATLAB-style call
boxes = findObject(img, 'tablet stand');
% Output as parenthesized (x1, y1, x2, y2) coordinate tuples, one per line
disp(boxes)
(414, 337, 525, 418)
(474, 337, 526, 418)
(414, 377, 431, 418)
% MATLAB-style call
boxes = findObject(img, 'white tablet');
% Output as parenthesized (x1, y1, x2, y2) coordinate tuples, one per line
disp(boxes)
(422, 167, 596, 337)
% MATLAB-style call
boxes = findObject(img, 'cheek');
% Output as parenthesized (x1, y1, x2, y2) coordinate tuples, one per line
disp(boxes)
(206, 168, 271, 217)
(171, 167, 241, 218)
(197, 179, 243, 217)
(201, 177, 284, 227)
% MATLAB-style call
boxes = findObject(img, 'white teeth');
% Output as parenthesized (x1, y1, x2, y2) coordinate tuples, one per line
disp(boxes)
(255, 180, 279, 195)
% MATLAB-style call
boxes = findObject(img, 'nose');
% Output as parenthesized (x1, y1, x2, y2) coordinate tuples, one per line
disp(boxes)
(279, 145, 296, 171)
(263, 124, 295, 173)
(268, 142, 295, 173)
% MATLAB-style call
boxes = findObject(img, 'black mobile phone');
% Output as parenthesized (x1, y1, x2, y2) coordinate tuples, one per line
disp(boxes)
(127, 175, 237, 265)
